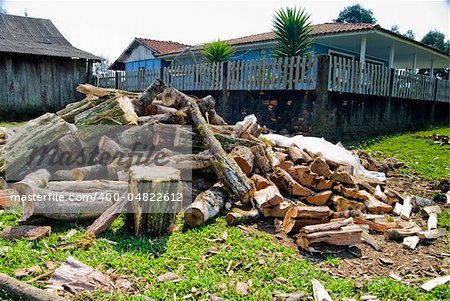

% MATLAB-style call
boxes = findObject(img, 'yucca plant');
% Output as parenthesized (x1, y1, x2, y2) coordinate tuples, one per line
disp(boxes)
(202, 40, 235, 63)
(272, 7, 312, 58)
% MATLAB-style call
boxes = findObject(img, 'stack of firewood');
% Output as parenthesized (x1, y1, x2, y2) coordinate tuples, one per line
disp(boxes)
(0, 80, 445, 253)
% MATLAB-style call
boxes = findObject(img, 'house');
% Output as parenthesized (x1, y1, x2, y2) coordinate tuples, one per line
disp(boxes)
(0, 14, 100, 117)
(110, 38, 189, 71)
(111, 23, 449, 73)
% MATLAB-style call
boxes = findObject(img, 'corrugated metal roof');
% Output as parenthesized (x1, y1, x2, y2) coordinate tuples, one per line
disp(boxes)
(0, 14, 100, 60)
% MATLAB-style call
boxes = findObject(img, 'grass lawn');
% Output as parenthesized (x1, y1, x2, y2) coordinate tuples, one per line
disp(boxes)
(359, 127, 450, 181)
(0, 126, 449, 300)
(0, 121, 27, 128)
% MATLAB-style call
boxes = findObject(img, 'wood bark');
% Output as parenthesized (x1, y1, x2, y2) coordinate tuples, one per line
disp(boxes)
(184, 183, 227, 227)
(74, 95, 138, 125)
(250, 145, 272, 174)
(187, 93, 255, 204)
(86, 197, 129, 237)
(225, 208, 260, 226)
(12, 169, 51, 196)
(1, 226, 51, 240)
(136, 79, 166, 116)
(0, 272, 65, 301)
(312, 279, 332, 301)
(70, 164, 109, 181)
(56, 95, 102, 123)
(297, 225, 362, 249)
(127, 166, 181, 236)
(270, 167, 312, 197)
(331, 195, 366, 212)
(360, 190, 393, 214)
(288, 144, 313, 164)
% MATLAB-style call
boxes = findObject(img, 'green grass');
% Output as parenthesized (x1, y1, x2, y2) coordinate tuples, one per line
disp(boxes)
(0, 121, 27, 128)
(359, 127, 450, 181)
(0, 211, 449, 300)
(438, 210, 450, 231)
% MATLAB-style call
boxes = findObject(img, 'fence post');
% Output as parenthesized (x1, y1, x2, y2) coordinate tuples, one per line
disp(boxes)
(221, 61, 229, 107)
(433, 78, 439, 102)
(387, 68, 395, 101)
(159, 67, 164, 81)
(115, 71, 119, 89)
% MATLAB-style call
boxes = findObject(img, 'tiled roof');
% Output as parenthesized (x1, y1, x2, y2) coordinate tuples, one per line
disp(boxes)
(137, 38, 189, 55)
(159, 23, 378, 56)
(0, 14, 100, 60)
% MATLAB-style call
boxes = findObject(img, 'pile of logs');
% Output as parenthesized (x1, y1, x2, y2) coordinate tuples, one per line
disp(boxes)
(0, 80, 446, 253)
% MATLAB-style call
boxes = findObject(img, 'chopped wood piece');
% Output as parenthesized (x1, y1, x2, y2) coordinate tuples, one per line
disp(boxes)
(333, 185, 368, 201)
(137, 79, 166, 115)
(313, 177, 334, 191)
(70, 164, 109, 181)
(156, 272, 183, 283)
(359, 190, 393, 214)
(12, 169, 51, 195)
(262, 201, 294, 218)
(306, 190, 332, 206)
(412, 196, 436, 209)
(271, 167, 312, 197)
(331, 195, 365, 212)
(312, 278, 333, 301)
(76, 83, 117, 97)
(250, 145, 272, 174)
(127, 166, 181, 236)
(285, 206, 332, 220)
(418, 229, 446, 240)
(188, 94, 255, 204)
(361, 231, 382, 251)
(225, 208, 260, 226)
(230, 146, 254, 176)
(0, 189, 19, 209)
(446, 191, 450, 205)
(331, 171, 354, 185)
(161, 87, 191, 109)
(427, 213, 438, 231)
(301, 218, 354, 234)
(253, 185, 283, 209)
(56, 95, 102, 122)
(14, 266, 41, 278)
(50, 256, 113, 294)
(184, 183, 227, 227)
(354, 217, 389, 233)
(86, 197, 129, 237)
(251, 174, 272, 190)
(400, 196, 412, 220)
(420, 275, 450, 291)
(332, 210, 363, 219)
(282, 218, 326, 234)
(288, 144, 312, 164)
(2, 226, 51, 240)
(393, 202, 403, 215)
(423, 205, 441, 216)
(374, 185, 389, 204)
(288, 166, 315, 187)
(0, 272, 64, 301)
(384, 223, 422, 240)
(403, 236, 420, 250)
(297, 224, 362, 249)
(276, 160, 294, 172)
(310, 157, 332, 178)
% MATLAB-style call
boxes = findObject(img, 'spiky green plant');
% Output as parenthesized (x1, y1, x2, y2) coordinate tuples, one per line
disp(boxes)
(201, 40, 235, 63)
(272, 7, 313, 58)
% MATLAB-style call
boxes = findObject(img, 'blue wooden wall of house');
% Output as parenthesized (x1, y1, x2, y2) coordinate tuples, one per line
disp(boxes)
(125, 58, 170, 71)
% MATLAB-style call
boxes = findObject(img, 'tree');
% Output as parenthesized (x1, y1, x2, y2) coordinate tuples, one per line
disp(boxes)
(419, 30, 449, 79)
(93, 56, 111, 76)
(421, 30, 447, 52)
(403, 30, 415, 40)
(272, 6, 312, 58)
(334, 4, 376, 24)
(201, 40, 234, 63)
(390, 25, 400, 34)
(0, 6, 6, 14)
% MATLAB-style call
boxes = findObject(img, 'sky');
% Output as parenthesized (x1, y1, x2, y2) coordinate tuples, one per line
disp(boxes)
(2, 0, 449, 62)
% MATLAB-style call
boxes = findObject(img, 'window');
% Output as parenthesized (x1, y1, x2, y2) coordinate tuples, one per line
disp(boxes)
(328, 49, 355, 61)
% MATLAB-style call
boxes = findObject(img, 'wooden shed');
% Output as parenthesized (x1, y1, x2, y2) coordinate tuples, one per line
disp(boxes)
(0, 14, 100, 117)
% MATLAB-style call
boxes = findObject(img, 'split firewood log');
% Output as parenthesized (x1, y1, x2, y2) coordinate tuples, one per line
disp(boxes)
(187, 91, 255, 204)
(251, 174, 272, 190)
(271, 167, 312, 197)
(262, 201, 294, 218)
(332, 171, 355, 185)
(74, 95, 138, 125)
(57, 95, 102, 123)
(288, 144, 313, 164)
(250, 145, 272, 174)
(331, 195, 366, 212)
(145, 102, 178, 116)
(161, 87, 193, 109)
(137, 110, 188, 125)
(70, 164, 109, 181)
(230, 146, 254, 176)
(253, 185, 283, 209)
(306, 190, 333, 206)
(206, 108, 227, 125)
(76, 84, 138, 98)
(333, 185, 368, 201)
(1, 225, 51, 240)
(184, 183, 227, 227)
(86, 196, 130, 237)
(296, 223, 362, 249)
(281, 206, 331, 234)
(225, 208, 260, 226)
(310, 157, 332, 178)
(359, 190, 393, 214)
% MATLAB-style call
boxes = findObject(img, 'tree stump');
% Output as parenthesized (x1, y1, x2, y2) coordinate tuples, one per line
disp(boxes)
(127, 166, 181, 237)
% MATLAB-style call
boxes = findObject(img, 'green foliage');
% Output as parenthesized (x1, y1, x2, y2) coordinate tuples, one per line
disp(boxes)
(334, 4, 376, 24)
(403, 29, 415, 40)
(324, 255, 341, 268)
(438, 210, 450, 231)
(201, 40, 234, 63)
(390, 25, 400, 34)
(360, 127, 450, 181)
(272, 6, 312, 58)
(421, 30, 448, 52)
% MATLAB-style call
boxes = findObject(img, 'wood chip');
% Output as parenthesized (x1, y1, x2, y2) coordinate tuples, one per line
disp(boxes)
(156, 272, 183, 283)
(379, 257, 394, 265)
(421, 275, 450, 291)
(312, 278, 332, 301)
(236, 282, 249, 295)
(403, 236, 420, 250)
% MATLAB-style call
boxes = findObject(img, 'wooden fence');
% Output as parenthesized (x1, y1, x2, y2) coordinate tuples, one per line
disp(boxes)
(328, 57, 450, 102)
(97, 55, 449, 103)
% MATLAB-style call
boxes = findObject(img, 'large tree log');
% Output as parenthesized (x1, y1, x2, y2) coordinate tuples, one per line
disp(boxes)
(12, 169, 51, 195)
(127, 166, 181, 236)
(136, 79, 166, 116)
(56, 95, 102, 123)
(74, 95, 138, 125)
(4, 114, 75, 181)
(0, 272, 65, 301)
(187, 93, 255, 204)
(184, 183, 227, 227)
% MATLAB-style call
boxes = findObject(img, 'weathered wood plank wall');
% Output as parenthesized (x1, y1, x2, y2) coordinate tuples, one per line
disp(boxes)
(0, 53, 91, 117)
